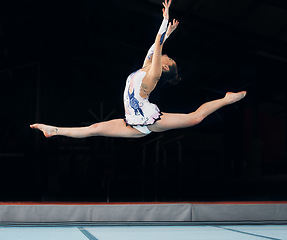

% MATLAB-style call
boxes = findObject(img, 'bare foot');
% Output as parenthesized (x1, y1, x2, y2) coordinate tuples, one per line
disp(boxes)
(224, 91, 247, 104)
(30, 124, 58, 138)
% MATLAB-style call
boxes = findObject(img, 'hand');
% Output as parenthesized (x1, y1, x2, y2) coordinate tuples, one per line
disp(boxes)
(166, 19, 179, 36)
(162, 0, 172, 20)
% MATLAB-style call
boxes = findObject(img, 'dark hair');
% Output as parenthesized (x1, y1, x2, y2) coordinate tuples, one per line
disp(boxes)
(160, 63, 181, 85)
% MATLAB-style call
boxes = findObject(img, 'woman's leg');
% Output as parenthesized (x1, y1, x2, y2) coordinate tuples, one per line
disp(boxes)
(31, 91, 246, 137)
(30, 119, 146, 138)
(148, 91, 246, 132)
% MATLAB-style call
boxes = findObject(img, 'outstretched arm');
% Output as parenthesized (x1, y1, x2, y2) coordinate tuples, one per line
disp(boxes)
(142, 19, 179, 68)
(142, 0, 179, 69)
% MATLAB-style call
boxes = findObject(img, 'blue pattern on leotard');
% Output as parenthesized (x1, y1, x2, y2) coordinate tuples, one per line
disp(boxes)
(128, 90, 144, 117)
(160, 32, 166, 45)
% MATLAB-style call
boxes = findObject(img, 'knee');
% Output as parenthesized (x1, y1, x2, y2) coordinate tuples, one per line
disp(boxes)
(194, 116, 204, 126)
(88, 123, 100, 136)
(189, 113, 204, 126)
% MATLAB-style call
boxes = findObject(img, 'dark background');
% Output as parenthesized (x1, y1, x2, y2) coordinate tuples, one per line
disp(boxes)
(0, 0, 286, 202)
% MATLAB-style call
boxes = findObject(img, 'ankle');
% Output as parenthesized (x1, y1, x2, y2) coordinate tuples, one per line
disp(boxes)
(222, 96, 231, 105)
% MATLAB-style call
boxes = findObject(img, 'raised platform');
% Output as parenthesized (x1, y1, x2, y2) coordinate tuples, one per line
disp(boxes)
(0, 202, 287, 223)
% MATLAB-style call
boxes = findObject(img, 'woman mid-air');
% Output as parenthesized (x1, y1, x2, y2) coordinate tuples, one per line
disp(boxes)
(30, 0, 246, 139)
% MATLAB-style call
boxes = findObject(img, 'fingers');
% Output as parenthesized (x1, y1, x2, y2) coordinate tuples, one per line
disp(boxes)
(162, 0, 171, 9)
(162, 0, 175, 19)
(162, 1, 166, 8)
(171, 19, 179, 27)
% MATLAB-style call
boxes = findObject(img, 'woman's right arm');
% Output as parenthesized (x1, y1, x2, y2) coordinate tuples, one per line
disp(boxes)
(142, 0, 178, 69)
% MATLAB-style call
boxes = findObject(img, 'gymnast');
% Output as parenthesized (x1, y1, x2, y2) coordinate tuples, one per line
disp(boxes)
(30, 0, 246, 139)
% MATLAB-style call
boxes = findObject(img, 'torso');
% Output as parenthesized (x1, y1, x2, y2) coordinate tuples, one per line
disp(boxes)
(123, 69, 161, 126)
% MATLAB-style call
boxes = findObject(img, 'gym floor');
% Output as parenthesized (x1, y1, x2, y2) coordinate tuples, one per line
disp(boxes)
(1, 223, 287, 240)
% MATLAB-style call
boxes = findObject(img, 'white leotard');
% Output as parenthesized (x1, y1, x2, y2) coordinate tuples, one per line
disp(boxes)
(123, 70, 161, 128)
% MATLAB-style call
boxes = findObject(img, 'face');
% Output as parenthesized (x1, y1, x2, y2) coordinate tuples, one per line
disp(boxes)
(162, 54, 176, 71)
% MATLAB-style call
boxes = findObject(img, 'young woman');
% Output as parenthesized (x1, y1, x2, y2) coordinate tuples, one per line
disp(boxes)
(30, 0, 246, 139)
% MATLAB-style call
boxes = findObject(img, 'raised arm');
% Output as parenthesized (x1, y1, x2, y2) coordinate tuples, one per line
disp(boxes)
(142, 0, 178, 69)
(142, 20, 168, 69)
